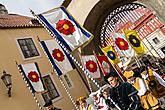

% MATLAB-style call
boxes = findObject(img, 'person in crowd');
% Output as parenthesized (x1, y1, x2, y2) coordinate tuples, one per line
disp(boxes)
(102, 90, 118, 110)
(124, 68, 161, 110)
(141, 57, 165, 98)
(76, 96, 96, 110)
(44, 100, 61, 110)
(104, 71, 144, 110)
(89, 84, 110, 110)
(140, 65, 165, 109)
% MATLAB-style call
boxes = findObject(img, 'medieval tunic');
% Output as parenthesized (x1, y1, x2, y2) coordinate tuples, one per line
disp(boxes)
(109, 82, 142, 110)
(133, 77, 160, 110)
(142, 68, 165, 98)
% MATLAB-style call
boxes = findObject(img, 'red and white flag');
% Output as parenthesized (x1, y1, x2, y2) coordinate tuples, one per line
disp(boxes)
(18, 62, 45, 93)
(38, 7, 93, 51)
(40, 39, 73, 76)
(96, 55, 111, 76)
(111, 32, 135, 57)
(81, 55, 101, 78)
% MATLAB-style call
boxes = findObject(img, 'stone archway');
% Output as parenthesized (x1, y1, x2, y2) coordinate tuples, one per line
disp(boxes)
(83, 0, 165, 69)
(83, 0, 165, 57)
(83, 0, 135, 54)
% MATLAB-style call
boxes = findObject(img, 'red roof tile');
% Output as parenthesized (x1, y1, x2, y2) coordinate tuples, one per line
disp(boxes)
(0, 14, 42, 28)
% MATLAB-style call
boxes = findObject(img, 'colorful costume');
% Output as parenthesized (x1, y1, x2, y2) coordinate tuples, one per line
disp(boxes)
(109, 82, 142, 110)
(89, 88, 109, 110)
(124, 70, 160, 110)
(142, 68, 165, 98)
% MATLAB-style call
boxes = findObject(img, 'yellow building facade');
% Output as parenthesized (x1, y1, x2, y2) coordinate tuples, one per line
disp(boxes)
(0, 0, 165, 109)
(0, 5, 89, 110)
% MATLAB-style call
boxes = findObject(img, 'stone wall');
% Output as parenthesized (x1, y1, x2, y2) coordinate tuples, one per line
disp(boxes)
(137, 0, 165, 24)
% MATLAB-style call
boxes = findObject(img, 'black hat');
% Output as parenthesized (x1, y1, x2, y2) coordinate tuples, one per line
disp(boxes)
(44, 100, 53, 107)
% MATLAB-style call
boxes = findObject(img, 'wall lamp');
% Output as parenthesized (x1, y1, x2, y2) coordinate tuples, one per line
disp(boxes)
(1, 70, 12, 97)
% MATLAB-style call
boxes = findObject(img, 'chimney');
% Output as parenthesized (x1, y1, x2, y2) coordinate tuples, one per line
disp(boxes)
(0, 4, 8, 14)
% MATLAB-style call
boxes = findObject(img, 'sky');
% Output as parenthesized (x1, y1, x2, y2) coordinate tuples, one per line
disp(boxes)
(1, 0, 64, 17)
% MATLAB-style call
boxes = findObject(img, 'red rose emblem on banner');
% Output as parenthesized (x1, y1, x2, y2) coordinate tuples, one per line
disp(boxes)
(52, 49, 65, 62)
(115, 37, 129, 50)
(56, 19, 75, 35)
(86, 60, 97, 73)
(28, 71, 39, 82)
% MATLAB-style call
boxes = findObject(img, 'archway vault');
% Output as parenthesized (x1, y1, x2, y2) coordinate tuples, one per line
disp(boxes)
(83, 0, 144, 54)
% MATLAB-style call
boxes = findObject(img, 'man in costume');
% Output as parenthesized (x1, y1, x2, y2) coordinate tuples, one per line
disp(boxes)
(124, 69, 161, 110)
(104, 71, 143, 110)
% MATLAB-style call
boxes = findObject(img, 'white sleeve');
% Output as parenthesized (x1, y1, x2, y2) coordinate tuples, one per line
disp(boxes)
(89, 89, 101, 98)
(153, 71, 165, 87)
(138, 78, 147, 96)
(89, 91, 98, 98)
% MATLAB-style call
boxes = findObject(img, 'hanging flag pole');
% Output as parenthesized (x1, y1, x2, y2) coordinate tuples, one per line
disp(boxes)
(30, 9, 101, 89)
(78, 54, 93, 93)
(52, 71, 80, 110)
(31, 9, 122, 110)
(37, 36, 80, 109)
(38, 36, 80, 109)
(15, 61, 43, 110)
(71, 49, 91, 93)
(85, 75, 93, 93)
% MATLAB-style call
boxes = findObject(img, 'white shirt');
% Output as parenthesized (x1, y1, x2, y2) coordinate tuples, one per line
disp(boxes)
(137, 78, 147, 96)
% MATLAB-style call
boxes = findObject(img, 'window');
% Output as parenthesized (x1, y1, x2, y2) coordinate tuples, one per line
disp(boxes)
(152, 37, 160, 44)
(64, 74, 73, 88)
(161, 46, 165, 54)
(42, 75, 60, 103)
(17, 38, 39, 58)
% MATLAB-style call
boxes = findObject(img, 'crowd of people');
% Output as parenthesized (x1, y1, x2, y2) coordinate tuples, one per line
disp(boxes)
(76, 57, 165, 110)
(43, 57, 165, 110)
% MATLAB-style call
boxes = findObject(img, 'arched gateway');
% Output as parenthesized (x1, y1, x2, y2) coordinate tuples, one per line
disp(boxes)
(83, 1, 165, 61)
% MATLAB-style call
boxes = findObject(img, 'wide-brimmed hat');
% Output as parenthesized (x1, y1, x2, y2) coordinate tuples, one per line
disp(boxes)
(123, 70, 134, 79)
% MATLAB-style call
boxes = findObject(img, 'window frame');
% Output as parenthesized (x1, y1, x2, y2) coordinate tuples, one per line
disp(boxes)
(41, 73, 62, 103)
(63, 74, 74, 89)
(152, 37, 160, 44)
(161, 46, 165, 55)
(16, 37, 41, 60)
